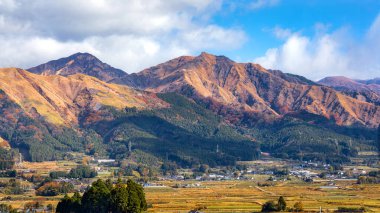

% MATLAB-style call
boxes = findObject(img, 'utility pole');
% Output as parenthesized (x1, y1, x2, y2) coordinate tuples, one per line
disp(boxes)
(216, 144, 219, 153)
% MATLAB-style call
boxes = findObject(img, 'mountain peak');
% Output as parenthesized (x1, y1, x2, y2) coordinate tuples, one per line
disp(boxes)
(196, 52, 235, 64)
(69, 52, 97, 59)
(199, 51, 214, 58)
(28, 53, 128, 82)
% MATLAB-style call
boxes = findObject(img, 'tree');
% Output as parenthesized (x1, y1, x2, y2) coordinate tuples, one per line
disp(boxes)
(56, 194, 71, 213)
(110, 182, 129, 213)
(68, 165, 97, 178)
(277, 196, 286, 211)
(261, 201, 277, 212)
(81, 179, 111, 213)
(293, 201, 304, 212)
(56, 179, 147, 213)
(56, 193, 81, 213)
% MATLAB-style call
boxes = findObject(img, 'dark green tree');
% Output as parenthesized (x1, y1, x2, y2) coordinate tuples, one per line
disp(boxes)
(56, 194, 73, 213)
(261, 201, 277, 212)
(110, 182, 129, 213)
(56, 179, 147, 213)
(81, 179, 111, 213)
(127, 179, 147, 212)
(55, 192, 81, 213)
(277, 196, 286, 211)
(70, 192, 82, 212)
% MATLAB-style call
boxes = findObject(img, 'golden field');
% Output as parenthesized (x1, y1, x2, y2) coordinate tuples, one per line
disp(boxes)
(145, 179, 380, 212)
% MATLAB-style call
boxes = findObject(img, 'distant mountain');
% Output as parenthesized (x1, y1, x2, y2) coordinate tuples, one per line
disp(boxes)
(121, 52, 380, 128)
(28, 53, 128, 82)
(318, 76, 380, 105)
(357, 77, 380, 85)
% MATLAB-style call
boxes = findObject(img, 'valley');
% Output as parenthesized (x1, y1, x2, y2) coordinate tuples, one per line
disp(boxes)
(0, 52, 378, 212)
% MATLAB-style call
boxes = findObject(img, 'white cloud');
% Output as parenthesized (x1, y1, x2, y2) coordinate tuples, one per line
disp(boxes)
(180, 25, 247, 50)
(255, 15, 380, 80)
(249, 0, 280, 10)
(0, 0, 245, 72)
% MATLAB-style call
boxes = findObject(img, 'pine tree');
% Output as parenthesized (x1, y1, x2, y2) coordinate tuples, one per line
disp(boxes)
(277, 196, 286, 211)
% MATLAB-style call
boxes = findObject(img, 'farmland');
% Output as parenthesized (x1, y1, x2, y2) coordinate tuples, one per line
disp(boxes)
(1, 178, 380, 212)
(145, 179, 380, 212)
(0, 158, 379, 212)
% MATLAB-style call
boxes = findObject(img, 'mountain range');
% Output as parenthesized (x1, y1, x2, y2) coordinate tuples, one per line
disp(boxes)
(28, 52, 380, 128)
(0, 52, 378, 164)
(318, 76, 380, 105)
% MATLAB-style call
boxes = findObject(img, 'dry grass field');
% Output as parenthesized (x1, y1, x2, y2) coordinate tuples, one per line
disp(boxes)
(145, 179, 380, 212)
(1, 162, 379, 213)
(0, 179, 379, 212)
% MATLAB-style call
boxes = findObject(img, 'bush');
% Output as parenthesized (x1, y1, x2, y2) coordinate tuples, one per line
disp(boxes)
(261, 201, 277, 212)
(335, 207, 367, 212)
(293, 201, 304, 212)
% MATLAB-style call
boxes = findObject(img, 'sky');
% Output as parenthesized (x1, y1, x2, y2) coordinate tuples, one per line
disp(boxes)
(0, 0, 379, 80)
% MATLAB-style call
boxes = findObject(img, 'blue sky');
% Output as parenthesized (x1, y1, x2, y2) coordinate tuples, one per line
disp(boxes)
(212, 0, 380, 61)
(0, 0, 379, 80)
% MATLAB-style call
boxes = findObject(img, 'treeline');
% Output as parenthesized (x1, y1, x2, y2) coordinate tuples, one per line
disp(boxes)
(56, 179, 147, 213)
(255, 116, 375, 164)
(49, 165, 97, 179)
(357, 170, 380, 184)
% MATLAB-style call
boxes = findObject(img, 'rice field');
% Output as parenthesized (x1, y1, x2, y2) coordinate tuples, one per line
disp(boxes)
(145, 179, 380, 212)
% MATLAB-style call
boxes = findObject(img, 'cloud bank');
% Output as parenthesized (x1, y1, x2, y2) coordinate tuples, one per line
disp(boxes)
(255, 15, 380, 80)
(0, 0, 246, 72)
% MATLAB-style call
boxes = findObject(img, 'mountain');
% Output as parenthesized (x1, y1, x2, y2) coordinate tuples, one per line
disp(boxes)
(357, 77, 380, 86)
(4, 53, 377, 165)
(318, 76, 380, 105)
(121, 52, 380, 128)
(0, 68, 167, 125)
(28, 53, 128, 82)
(0, 68, 258, 164)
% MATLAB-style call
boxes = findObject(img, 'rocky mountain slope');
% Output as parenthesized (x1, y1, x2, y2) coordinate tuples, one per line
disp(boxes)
(318, 76, 380, 105)
(121, 52, 380, 128)
(0, 68, 167, 125)
(28, 53, 128, 82)
(0, 68, 256, 163)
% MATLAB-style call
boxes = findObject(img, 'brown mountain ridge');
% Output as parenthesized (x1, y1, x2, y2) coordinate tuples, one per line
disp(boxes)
(0, 68, 167, 126)
(121, 52, 380, 128)
(25, 52, 380, 128)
